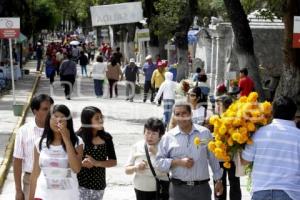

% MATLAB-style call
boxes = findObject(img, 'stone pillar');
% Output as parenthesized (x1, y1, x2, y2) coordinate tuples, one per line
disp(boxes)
(214, 37, 220, 95)
(209, 37, 216, 95)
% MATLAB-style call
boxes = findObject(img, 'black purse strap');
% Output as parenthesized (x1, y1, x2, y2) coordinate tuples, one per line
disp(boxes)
(144, 143, 158, 179)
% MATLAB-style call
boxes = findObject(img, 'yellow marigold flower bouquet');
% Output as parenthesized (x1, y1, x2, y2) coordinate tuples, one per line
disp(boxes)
(208, 92, 272, 171)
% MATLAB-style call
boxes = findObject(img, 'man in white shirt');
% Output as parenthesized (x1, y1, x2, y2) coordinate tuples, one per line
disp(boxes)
(13, 94, 54, 200)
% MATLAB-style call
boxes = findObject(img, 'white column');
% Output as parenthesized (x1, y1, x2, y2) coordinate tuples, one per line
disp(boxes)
(209, 37, 215, 94)
(9, 39, 16, 105)
(214, 37, 220, 96)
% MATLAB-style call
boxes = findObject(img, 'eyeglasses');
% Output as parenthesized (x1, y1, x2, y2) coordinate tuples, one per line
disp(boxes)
(188, 93, 196, 97)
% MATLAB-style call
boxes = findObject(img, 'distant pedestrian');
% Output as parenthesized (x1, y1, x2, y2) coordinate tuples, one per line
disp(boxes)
(106, 57, 122, 98)
(143, 55, 156, 103)
(154, 72, 177, 127)
(238, 68, 254, 97)
(13, 94, 53, 200)
(196, 74, 210, 117)
(29, 104, 83, 200)
(122, 58, 139, 102)
(112, 47, 123, 66)
(71, 45, 80, 63)
(77, 106, 117, 200)
(60, 54, 77, 100)
(151, 63, 165, 106)
(91, 56, 107, 98)
(79, 51, 89, 77)
(125, 118, 169, 200)
(36, 42, 43, 71)
(45, 55, 56, 85)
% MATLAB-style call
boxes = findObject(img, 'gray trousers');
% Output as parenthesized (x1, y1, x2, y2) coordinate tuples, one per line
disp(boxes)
(169, 182, 212, 200)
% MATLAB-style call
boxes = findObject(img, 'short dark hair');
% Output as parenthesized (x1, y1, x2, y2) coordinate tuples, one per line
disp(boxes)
(240, 68, 248, 76)
(173, 101, 192, 114)
(116, 47, 120, 51)
(144, 118, 165, 137)
(196, 67, 201, 73)
(96, 56, 103, 62)
(199, 74, 207, 82)
(30, 94, 54, 113)
(272, 96, 297, 120)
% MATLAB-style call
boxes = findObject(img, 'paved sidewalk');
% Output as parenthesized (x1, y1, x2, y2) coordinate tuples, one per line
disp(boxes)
(0, 61, 40, 189)
(0, 63, 251, 199)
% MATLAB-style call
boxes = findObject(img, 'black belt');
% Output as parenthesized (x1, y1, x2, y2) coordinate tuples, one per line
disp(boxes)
(171, 178, 210, 186)
(24, 172, 31, 175)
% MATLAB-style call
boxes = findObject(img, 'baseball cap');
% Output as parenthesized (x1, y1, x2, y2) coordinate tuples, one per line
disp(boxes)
(129, 58, 135, 63)
(145, 55, 152, 60)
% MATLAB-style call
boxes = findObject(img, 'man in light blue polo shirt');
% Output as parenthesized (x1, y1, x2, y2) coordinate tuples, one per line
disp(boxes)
(242, 96, 300, 200)
(155, 102, 223, 200)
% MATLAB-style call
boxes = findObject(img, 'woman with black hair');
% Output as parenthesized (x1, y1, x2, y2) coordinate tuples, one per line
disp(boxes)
(29, 105, 83, 200)
(187, 87, 207, 125)
(125, 118, 169, 200)
(76, 106, 117, 200)
(106, 57, 122, 98)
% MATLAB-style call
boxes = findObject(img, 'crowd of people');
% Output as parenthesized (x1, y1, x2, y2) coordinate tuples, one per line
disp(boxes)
(11, 39, 300, 200)
(13, 92, 300, 200)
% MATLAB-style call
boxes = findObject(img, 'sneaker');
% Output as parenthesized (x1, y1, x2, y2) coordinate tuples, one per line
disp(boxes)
(125, 98, 129, 101)
(130, 99, 133, 102)
(143, 99, 146, 103)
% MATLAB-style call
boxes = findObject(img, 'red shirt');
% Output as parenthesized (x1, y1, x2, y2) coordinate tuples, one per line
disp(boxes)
(239, 76, 254, 96)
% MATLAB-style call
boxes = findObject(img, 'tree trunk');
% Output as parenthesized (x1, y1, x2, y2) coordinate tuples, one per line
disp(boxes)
(174, 0, 198, 81)
(223, 0, 265, 100)
(275, 0, 300, 107)
(144, 0, 160, 57)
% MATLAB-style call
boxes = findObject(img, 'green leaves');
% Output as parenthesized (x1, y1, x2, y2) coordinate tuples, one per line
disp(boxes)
(149, 0, 186, 39)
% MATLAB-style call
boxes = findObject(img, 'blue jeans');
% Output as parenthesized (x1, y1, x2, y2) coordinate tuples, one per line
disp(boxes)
(163, 99, 175, 127)
(252, 190, 292, 200)
(36, 59, 42, 71)
(94, 79, 104, 97)
(81, 65, 87, 76)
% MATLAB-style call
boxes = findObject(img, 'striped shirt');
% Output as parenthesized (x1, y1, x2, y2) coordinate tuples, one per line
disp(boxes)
(13, 120, 44, 173)
(155, 124, 223, 181)
(242, 119, 300, 200)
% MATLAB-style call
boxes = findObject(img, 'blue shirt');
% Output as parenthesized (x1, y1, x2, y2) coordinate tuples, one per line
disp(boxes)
(155, 124, 223, 181)
(143, 62, 156, 81)
(242, 119, 300, 200)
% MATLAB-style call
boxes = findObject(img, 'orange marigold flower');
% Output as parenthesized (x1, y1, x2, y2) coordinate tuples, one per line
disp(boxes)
(223, 162, 231, 169)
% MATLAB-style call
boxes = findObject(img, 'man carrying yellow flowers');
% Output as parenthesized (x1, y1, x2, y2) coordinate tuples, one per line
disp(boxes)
(212, 95, 242, 200)
(241, 97, 300, 200)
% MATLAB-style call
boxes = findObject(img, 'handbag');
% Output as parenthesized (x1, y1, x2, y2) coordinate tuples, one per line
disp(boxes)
(144, 143, 169, 200)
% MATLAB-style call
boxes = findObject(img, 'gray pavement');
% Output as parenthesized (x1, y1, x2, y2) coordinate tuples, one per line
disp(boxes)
(0, 63, 251, 200)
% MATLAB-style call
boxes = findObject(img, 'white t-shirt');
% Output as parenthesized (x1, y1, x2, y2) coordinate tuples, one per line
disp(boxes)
(126, 140, 168, 192)
(192, 106, 205, 125)
(13, 121, 44, 173)
(34, 137, 83, 200)
(92, 62, 107, 80)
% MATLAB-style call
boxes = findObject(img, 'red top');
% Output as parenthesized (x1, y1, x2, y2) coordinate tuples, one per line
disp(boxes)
(239, 76, 254, 96)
